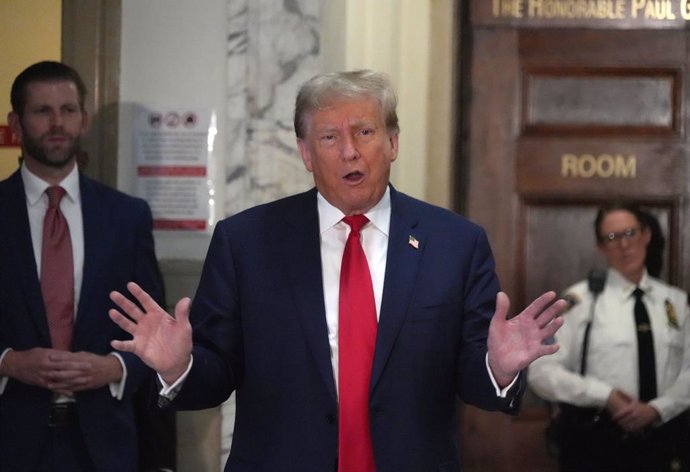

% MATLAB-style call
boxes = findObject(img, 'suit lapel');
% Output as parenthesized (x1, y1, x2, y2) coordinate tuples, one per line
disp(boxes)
(1, 171, 52, 345)
(371, 188, 425, 392)
(73, 175, 102, 342)
(280, 189, 337, 401)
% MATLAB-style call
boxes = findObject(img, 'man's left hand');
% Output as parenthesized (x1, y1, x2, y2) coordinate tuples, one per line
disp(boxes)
(611, 400, 660, 434)
(43, 351, 123, 395)
(487, 291, 566, 387)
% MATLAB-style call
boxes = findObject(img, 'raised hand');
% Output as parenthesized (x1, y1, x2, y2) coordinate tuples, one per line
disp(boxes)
(109, 281, 193, 384)
(487, 291, 566, 387)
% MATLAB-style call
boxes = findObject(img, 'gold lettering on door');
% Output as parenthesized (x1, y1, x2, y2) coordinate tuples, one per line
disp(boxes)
(632, 0, 676, 19)
(561, 153, 637, 178)
(489, 0, 687, 21)
(682, 0, 690, 18)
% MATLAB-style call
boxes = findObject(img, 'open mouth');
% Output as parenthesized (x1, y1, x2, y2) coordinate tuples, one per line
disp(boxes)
(343, 171, 364, 183)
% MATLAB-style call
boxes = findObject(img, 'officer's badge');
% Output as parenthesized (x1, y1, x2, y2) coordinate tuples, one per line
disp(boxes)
(665, 299, 680, 329)
(560, 292, 580, 314)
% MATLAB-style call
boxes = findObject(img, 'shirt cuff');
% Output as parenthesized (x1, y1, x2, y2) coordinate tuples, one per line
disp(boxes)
(108, 352, 127, 400)
(485, 353, 519, 398)
(158, 355, 194, 401)
(0, 348, 11, 395)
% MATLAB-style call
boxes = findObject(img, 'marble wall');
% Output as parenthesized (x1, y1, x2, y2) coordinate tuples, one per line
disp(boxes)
(225, 0, 321, 218)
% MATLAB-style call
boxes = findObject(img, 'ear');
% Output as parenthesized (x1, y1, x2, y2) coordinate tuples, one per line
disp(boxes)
(80, 109, 90, 134)
(7, 112, 23, 142)
(297, 138, 313, 172)
(388, 131, 399, 162)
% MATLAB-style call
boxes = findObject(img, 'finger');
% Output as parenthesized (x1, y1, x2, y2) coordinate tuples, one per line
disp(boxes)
(612, 406, 634, 422)
(46, 351, 72, 363)
(109, 308, 138, 333)
(522, 291, 559, 320)
(111, 339, 136, 353)
(539, 342, 559, 357)
(48, 369, 84, 382)
(173, 297, 192, 322)
(534, 297, 568, 328)
(541, 314, 564, 338)
(110, 290, 145, 322)
(126, 281, 163, 314)
(493, 291, 510, 322)
(49, 359, 91, 372)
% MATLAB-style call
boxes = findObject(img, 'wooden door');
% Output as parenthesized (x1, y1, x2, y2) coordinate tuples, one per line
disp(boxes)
(458, 3, 690, 471)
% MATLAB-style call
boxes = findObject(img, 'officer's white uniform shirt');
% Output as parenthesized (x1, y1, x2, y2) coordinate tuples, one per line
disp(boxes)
(528, 267, 690, 424)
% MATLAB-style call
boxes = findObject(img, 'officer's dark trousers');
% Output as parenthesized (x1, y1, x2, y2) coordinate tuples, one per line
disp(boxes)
(557, 407, 687, 472)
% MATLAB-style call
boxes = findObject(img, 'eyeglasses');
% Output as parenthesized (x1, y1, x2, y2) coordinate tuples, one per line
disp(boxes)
(600, 227, 641, 246)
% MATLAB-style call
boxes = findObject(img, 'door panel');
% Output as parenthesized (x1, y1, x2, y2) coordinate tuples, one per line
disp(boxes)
(460, 14, 689, 472)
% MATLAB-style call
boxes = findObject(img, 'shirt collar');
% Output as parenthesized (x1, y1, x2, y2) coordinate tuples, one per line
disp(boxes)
(317, 186, 391, 236)
(607, 267, 654, 300)
(21, 162, 80, 206)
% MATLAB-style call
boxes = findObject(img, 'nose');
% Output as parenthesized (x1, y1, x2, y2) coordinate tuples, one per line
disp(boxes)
(49, 110, 63, 128)
(340, 134, 360, 161)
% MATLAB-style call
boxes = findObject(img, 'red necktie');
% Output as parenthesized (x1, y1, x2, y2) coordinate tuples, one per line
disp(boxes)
(338, 215, 377, 472)
(40, 186, 74, 351)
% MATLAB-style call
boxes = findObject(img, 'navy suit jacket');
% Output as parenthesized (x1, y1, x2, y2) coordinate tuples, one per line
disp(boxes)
(172, 186, 523, 472)
(0, 169, 164, 472)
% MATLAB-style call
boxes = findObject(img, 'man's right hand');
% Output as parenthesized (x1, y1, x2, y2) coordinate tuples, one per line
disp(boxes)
(606, 387, 633, 416)
(607, 388, 660, 434)
(109, 281, 193, 385)
(0, 348, 87, 394)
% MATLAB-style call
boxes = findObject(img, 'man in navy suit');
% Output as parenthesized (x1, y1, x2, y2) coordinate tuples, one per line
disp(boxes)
(0, 61, 168, 472)
(110, 70, 566, 472)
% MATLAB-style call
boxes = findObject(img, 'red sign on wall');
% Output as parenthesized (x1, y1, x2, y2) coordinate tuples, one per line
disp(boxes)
(0, 126, 20, 147)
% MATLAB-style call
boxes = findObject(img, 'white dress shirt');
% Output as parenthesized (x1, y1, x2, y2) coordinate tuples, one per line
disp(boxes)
(318, 188, 391, 391)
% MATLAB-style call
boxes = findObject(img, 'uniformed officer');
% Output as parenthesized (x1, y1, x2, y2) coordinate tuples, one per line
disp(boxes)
(529, 201, 690, 472)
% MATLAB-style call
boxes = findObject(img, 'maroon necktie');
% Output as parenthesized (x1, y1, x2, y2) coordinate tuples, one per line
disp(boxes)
(338, 215, 377, 472)
(40, 186, 74, 351)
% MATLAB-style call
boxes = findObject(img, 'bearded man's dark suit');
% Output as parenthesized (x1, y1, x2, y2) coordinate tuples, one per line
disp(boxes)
(170, 185, 523, 472)
(0, 169, 164, 472)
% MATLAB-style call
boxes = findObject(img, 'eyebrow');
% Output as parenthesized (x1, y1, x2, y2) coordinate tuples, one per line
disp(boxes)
(315, 119, 377, 132)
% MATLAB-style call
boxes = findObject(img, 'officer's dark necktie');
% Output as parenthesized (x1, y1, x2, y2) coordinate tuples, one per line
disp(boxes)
(41, 186, 74, 351)
(632, 287, 657, 401)
(338, 215, 377, 472)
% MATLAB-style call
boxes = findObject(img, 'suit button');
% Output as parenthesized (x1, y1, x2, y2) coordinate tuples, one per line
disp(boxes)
(326, 414, 337, 424)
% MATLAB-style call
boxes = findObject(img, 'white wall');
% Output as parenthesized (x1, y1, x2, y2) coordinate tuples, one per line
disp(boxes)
(119, 0, 228, 260)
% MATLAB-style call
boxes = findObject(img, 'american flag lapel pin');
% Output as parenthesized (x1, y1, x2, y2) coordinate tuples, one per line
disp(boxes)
(408, 235, 419, 249)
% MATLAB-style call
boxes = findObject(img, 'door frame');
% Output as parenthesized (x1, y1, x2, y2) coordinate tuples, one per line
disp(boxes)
(61, 0, 121, 187)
